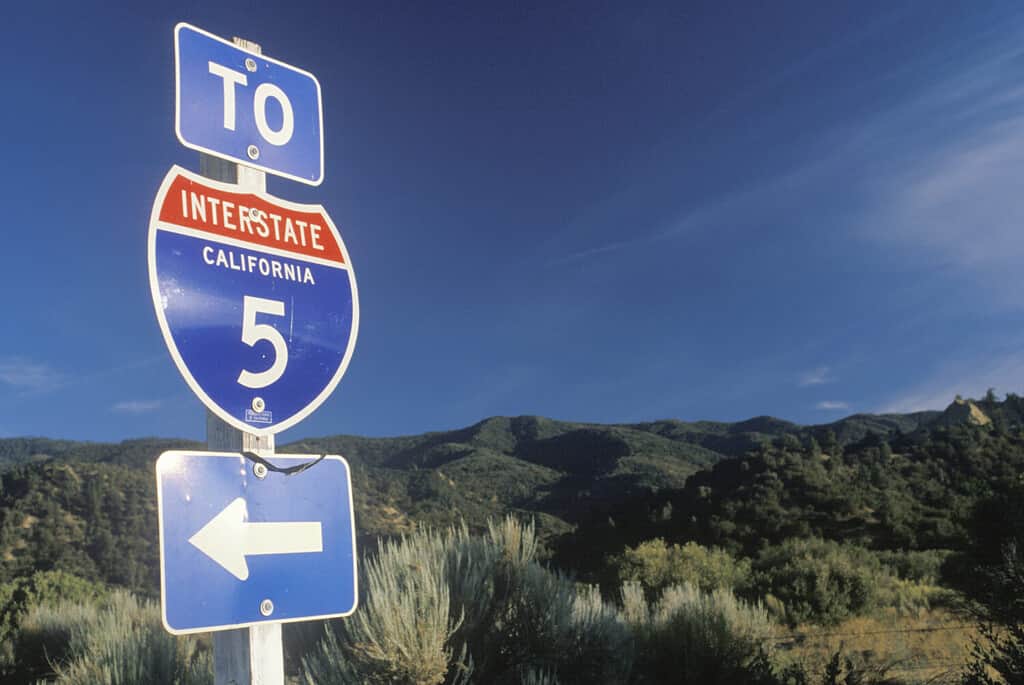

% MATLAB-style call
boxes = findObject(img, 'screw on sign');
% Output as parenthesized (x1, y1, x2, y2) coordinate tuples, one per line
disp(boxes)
(147, 165, 359, 435)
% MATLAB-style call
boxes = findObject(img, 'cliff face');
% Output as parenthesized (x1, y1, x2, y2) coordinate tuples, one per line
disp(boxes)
(938, 398, 992, 427)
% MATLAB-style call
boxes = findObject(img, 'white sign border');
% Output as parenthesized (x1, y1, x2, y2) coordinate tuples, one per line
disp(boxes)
(147, 164, 360, 436)
(156, 451, 359, 635)
(174, 22, 326, 187)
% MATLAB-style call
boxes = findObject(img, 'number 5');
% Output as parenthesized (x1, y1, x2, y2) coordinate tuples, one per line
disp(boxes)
(238, 296, 288, 389)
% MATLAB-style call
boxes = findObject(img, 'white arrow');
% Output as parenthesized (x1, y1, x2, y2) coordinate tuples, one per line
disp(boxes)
(188, 497, 323, 580)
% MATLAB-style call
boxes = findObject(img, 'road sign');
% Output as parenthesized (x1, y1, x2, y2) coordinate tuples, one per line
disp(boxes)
(157, 451, 357, 634)
(175, 23, 324, 185)
(148, 165, 359, 435)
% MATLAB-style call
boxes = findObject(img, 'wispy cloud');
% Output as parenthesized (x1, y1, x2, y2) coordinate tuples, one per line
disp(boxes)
(112, 400, 163, 414)
(79, 355, 166, 383)
(546, 157, 827, 267)
(541, 8, 920, 268)
(867, 119, 1024, 279)
(847, 42, 1024, 309)
(548, 239, 648, 266)
(816, 401, 850, 411)
(799, 366, 835, 387)
(878, 350, 1024, 414)
(0, 357, 63, 392)
(544, 17, 1024, 280)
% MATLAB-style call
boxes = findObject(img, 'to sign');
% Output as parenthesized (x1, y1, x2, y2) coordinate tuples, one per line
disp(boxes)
(157, 451, 358, 634)
(175, 23, 324, 185)
(148, 165, 359, 435)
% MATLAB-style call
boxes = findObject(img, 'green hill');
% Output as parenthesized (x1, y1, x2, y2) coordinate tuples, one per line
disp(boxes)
(0, 401, 982, 596)
(0, 437, 202, 471)
(282, 415, 727, 542)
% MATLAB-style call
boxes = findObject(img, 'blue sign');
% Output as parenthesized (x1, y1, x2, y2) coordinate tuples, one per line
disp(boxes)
(148, 166, 359, 435)
(157, 451, 357, 634)
(175, 23, 324, 186)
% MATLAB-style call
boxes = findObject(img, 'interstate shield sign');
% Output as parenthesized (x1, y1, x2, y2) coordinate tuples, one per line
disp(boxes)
(147, 165, 359, 434)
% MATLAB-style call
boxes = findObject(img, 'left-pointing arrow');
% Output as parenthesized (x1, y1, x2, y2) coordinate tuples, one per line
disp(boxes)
(188, 497, 323, 580)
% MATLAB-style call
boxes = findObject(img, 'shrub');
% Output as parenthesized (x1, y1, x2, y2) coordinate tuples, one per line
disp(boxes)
(14, 590, 210, 684)
(303, 524, 471, 685)
(0, 570, 107, 669)
(493, 565, 631, 684)
(303, 517, 631, 684)
(520, 668, 560, 685)
(874, 548, 952, 583)
(305, 518, 836, 684)
(613, 539, 752, 597)
(950, 483, 1024, 683)
(752, 539, 893, 625)
(958, 542, 1024, 685)
(624, 581, 775, 685)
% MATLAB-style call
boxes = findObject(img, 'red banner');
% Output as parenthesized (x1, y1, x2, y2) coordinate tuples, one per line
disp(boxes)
(158, 172, 345, 265)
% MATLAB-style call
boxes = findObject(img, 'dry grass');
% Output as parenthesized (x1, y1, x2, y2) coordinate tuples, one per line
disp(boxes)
(769, 608, 977, 684)
(372, 504, 415, 533)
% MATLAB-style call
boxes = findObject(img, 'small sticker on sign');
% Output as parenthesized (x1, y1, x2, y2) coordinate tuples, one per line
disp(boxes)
(245, 409, 273, 424)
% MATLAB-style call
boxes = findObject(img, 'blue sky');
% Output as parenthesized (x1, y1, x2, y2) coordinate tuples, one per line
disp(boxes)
(3, 1, 1024, 442)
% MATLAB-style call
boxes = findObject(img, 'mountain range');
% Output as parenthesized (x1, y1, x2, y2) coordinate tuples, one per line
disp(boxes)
(0, 396, 1013, 595)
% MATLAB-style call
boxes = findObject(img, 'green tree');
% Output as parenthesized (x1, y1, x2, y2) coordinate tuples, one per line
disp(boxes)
(953, 484, 1024, 684)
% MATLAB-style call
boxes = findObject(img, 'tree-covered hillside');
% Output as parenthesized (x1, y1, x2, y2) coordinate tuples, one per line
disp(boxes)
(0, 437, 202, 471)
(6, 397, 1024, 683)
(0, 398, 995, 598)
(1, 415, 735, 593)
(0, 461, 158, 593)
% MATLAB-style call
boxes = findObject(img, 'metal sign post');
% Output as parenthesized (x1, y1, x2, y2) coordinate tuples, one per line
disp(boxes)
(199, 36, 283, 677)
(151, 26, 355, 684)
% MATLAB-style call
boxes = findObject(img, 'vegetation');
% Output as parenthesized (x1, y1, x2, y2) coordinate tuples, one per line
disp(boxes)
(3, 395, 1024, 681)
(613, 538, 752, 597)
(0, 570, 108, 667)
(949, 481, 1024, 684)
(0, 461, 159, 594)
(6, 590, 209, 684)
(302, 517, 782, 684)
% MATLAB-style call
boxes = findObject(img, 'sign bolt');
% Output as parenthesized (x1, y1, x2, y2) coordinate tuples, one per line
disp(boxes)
(247, 145, 260, 160)
(259, 599, 274, 616)
(249, 207, 260, 221)
(252, 397, 265, 413)
(253, 462, 268, 479)
(245, 57, 258, 73)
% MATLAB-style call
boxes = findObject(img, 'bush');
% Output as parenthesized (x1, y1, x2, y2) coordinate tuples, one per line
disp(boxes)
(303, 524, 469, 685)
(520, 668, 560, 685)
(958, 542, 1024, 684)
(752, 539, 893, 626)
(961, 623, 1024, 685)
(613, 539, 752, 597)
(303, 517, 632, 684)
(624, 581, 775, 684)
(14, 590, 210, 684)
(0, 570, 107, 668)
(304, 518, 793, 684)
(493, 564, 631, 684)
(874, 548, 952, 583)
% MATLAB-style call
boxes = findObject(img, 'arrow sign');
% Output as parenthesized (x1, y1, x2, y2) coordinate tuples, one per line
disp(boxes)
(156, 451, 357, 634)
(188, 497, 323, 581)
